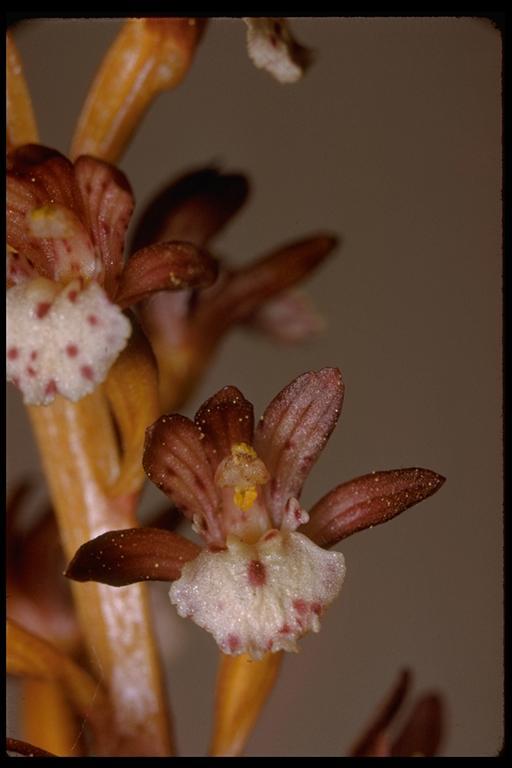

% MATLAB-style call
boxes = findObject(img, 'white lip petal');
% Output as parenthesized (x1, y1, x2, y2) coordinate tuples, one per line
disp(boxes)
(7, 277, 131, 405)
(169, 529, 346, 660)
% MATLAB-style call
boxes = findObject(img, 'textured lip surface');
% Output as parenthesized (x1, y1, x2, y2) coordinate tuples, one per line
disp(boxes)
(169, 529, 346, 660)
(7, 277, 131, 405)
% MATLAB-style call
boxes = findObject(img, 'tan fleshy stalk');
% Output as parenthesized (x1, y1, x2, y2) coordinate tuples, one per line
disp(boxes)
(7, 620, 111, 753)
(23, 679, 85, 756)
(27, 384, 173, 756)
(71, 18, 206, 163)
(209, 652, 283, 756)
(104, 324, 160, 496)
(6, 32, 39, 150)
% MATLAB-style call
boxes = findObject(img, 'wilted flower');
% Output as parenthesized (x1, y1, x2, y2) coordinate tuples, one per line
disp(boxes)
(66, 368, 444, 660)
(6, 145, 217, 406)
(244, 18, 313, 83)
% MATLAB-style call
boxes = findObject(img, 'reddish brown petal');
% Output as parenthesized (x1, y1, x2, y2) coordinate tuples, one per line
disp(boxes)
(391, 694, 444, 757)
(7, 145, 90, 280)
(115, 242, 218, 308)
(303, 468, 446, 549)
(132, 168, 249, 250)
(194, 386, 255, 471)
(350, 669, 411, 757)
(74, 155, 134, 296)
(8, 145, 82, 212)
(143, 414, 224, 545)
(194, 234, 338, 342)
(6, 737, 56, 757)
(65, 528, 201, 586)
(254, 368, 344, 527)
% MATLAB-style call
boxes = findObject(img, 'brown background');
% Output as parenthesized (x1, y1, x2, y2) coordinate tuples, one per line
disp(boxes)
(7, 18, 502, 756)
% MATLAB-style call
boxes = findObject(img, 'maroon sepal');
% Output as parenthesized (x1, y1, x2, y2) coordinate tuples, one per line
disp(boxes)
(303, 468, 446, 548)
(116, 241, 218, 307)
(65, 527, 201, 586)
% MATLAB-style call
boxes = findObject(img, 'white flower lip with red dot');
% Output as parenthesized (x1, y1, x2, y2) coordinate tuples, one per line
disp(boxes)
(7, 277, 131, 405)
(169, 527, 346, 660)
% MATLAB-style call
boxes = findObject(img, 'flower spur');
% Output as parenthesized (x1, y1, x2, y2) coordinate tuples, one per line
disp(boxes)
(66, 368, 445, 660)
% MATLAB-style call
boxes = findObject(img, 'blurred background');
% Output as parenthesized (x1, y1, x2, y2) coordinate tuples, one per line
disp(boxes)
(6, 17, 502, 756)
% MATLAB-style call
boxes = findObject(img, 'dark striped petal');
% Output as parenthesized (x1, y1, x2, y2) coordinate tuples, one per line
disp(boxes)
(115, 241, 218, 307)
(7, 145, 92, 281)
(143, 414, 223, 545)
(303, 468, 446, 548)
(254, 368, 344, 527)
(350, 669, 410, 757)
(194, 386, 254, 471)
(7, 144, 80, 211)
(65, 528, 201, 586)
(391, 694, 444, 757)
(74, 155, 134, 296)
(132, 167, 249, 249)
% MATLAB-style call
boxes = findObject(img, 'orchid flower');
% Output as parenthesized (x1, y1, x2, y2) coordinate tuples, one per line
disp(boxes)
(132, 166, 338, 408)
(66, 368, 445, 660)
(6, 144, 217, 406)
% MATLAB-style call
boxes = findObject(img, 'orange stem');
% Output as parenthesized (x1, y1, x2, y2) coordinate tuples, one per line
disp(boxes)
(28, 389, 174, 756)
(209, 651, 284, 756)
(22, 679, 85, 757)
(70, 18, 206, 163)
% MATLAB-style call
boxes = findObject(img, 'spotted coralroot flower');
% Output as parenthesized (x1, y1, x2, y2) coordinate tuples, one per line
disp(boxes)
(132, 166, 338, 407)
(243, 18, 313, 83)
(349, 669, 444, 757)
(66, 368, 445, 661)
(7, 145, 217, 405)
